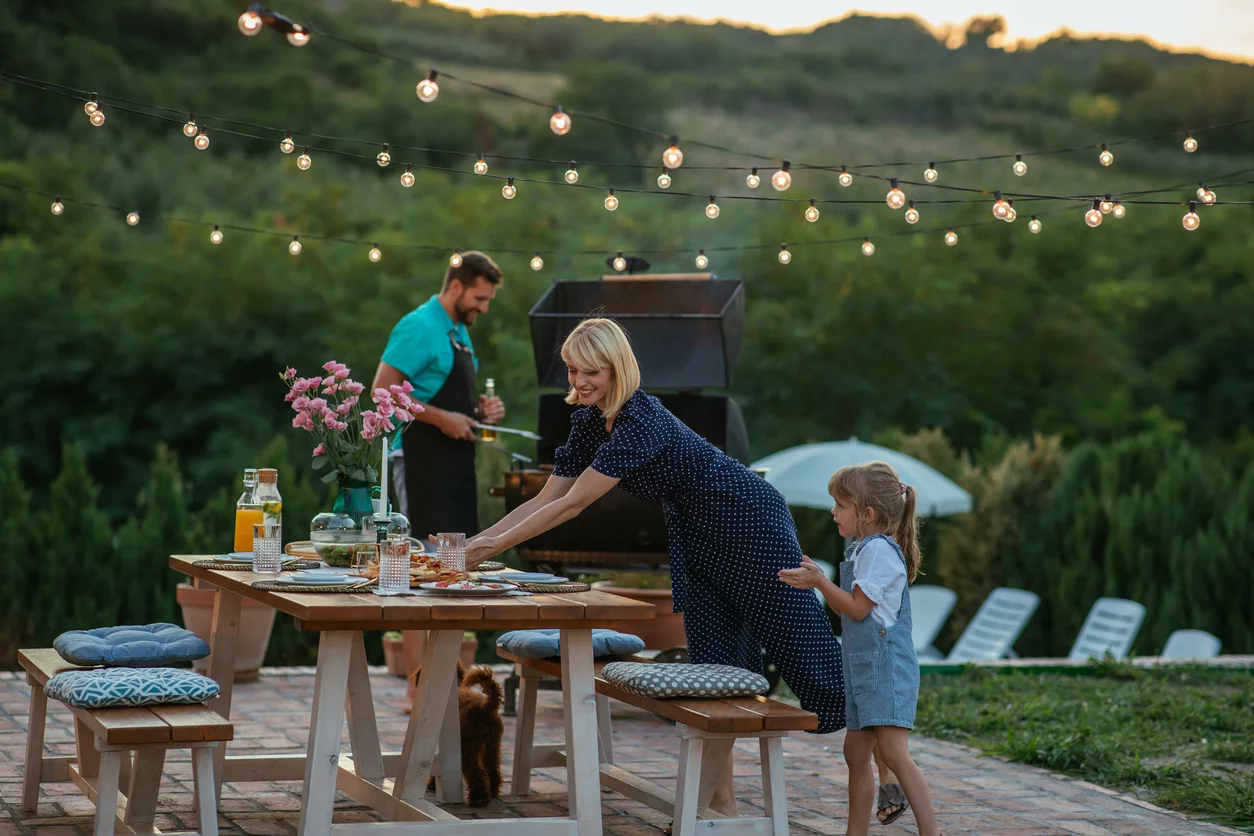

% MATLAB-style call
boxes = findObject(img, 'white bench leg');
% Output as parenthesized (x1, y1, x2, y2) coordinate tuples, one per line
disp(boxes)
(759, 737, 789, 836)
(93, 750, 123, 836)
(22, 682, 47, 811)
(673, 737, 704, 836)
(696, 738, 735, 812)
(511, 667, 540, 795)
(124, 748, 166, 829)
(192, 747, 220, 836)
(595, 695, 614, 765)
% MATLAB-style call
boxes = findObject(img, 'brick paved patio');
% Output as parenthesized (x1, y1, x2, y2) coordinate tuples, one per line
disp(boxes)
(0, 667, 1237, 836)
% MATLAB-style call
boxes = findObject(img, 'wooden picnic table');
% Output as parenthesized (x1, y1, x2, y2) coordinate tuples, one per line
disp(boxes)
(170, 556, 655, 836)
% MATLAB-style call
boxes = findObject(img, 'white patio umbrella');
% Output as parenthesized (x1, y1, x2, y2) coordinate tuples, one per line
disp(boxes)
(751, 438, 972, 517)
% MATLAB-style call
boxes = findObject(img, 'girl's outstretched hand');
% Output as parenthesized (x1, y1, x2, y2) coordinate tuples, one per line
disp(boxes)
(778, 555, 826, 589)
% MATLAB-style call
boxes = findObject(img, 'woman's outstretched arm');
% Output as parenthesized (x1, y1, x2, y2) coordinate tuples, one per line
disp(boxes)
(470, 473, 576, 542)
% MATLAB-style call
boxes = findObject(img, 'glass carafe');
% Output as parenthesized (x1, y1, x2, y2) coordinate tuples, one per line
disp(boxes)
(233, 469, 263, 553)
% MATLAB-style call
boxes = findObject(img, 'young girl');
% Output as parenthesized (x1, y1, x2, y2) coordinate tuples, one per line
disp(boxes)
(779, 462, 939, 836)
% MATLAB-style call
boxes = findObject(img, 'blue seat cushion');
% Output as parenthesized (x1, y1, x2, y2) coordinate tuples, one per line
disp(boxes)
(496, 629, 645, 660)
(45, 668, 220, 709)
(54, 623, 210, 668)
(601, 663, 770, 699)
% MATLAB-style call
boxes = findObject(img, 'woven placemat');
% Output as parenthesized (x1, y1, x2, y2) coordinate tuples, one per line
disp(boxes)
(251, 579, 375, 594)
(516, 581, 591, 594)
(195, 559, 321, 571)
(478, 561, 506, 572)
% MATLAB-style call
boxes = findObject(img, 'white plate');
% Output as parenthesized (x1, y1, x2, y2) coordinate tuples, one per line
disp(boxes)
(477, 573, 566, 584)
(280, 573, 352, 586)
(418, 582, 517, 596)
(220, 552, 255, 563)
(521, 577, 570, 586)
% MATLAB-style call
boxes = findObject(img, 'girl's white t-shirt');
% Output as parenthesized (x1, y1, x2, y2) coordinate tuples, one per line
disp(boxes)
(851, 537, 908, 628)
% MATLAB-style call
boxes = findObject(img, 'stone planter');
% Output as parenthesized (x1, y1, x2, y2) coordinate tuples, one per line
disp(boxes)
(591, 581, 687, 650)
(177, 583, 277, 682)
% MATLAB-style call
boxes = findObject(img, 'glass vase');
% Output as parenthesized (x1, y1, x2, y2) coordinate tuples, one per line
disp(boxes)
(310, 477, 376, 567)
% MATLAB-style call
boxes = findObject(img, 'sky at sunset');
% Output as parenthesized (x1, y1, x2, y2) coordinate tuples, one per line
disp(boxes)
(437, 0, 1254, 62)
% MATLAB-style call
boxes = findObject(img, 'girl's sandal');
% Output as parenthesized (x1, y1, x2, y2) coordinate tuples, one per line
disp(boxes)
(876, 784, 909, 825)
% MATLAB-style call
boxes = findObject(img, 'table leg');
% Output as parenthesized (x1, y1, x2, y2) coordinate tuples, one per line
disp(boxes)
(560, 629, 602, 836)
(435, 671, 462, 804)
(204, 587, 242, 805)
(393, 630, 462, 804)
(345, 631, 385, 783)
(297, 631, 354, 836)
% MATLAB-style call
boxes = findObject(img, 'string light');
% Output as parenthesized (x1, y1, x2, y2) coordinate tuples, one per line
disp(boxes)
(297, 148, 312, 170)
(238, 9, 263, 36)
(1183, 201, 1200, 231)
(778, 245, 791, 265)
(400, 164, 415, 187)
(376, 144, 391, 167)
(183, 115, 198, 138)
(502, 177, 517, 199)
(604, 189, 619, 211)
(885, 179, 906, 210)
(87, 95, 105, 126)
(210, 224, 223, 244)
(1098, 144, 1114, 166)
(369, 243, 382, 262)
(1085, 199, 1103, 228)
(612, 252, 626, 272)
(280, 132, 295, 154)
(944, 227, 958, 246)
(861, 237, 875, 257)
(805, 199, 820, 223)
(194, 128, 210, 150)
(746, 168, 760, 189)
(289, 235, 302, 255)
(530, 253, 544, 271)
(1013, 154, 1027, 176)
(1004, 200, 1017, 222)
(126, 210, 140, 226)
(695, 249, 708, 269)
(473, 155, 488, 175)
(662, 137, 684, 169)
(771, 161, 792, 192)
(657, 169, 672, 189)
(904, 201, 919, 224)
(1028, 215, 1042, 234)
(1198, 182, 1217, 204)
(1100, 194, 1114, 215)
(549, 106, 571, 136)
(1112, 202, 1126, 219)
(417, 71, 439, 103)
(1183, 135, 1198, 153)
(924, 162, 938, 183)
(838, 166, 853, 188)
(450, 250, 462, 267)
(705, 196, 720, 219)
(286, 25, 310, 47)
(992, 191, 1009, 220)
(564, 162, 579, 184)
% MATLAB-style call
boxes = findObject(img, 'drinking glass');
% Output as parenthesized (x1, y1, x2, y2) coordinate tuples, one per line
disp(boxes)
(379, 537, 411, 594)
(352, 542, 379, 574)
(436, 532, 466, 575)
(252, 522, 282, 577)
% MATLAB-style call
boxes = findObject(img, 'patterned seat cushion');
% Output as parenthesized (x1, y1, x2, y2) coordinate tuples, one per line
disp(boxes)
(45, 668, 220, 709)
(600, 662, 770, 699)
(496, 629, 645, 660)
(54, 623, 210, 668)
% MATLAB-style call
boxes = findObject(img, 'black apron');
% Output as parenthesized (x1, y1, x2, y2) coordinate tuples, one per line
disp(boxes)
(402, 332, 479, 537)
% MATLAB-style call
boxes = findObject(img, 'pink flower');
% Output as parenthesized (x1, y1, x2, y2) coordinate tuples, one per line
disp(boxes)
(372, 387, 393, 405)
(323, 412, 341, 429)
(322, 361, 339, 372)
(334, 419, 349, 432)
(334, 367, 350, 380)
(377, 400, 395, 419)
(360, 410, 381, 441)
(283, 367, 297, 380)
(344, 381, 364, 396)
(284, 390, 297, 402)
(395, 408, 414, 423)
(342, 395, 359, 408)
(312, 443, 325, 456)
(292, 412, 314, 430)
(292, 378, 311, 395)
(308, 398, 328, 412)
(401, 380, 413, 393)
(322, 385, 338, 396)
(323, 375, 337, 387)
(292, 395, 310, 411)
(336, 401, 352, 415)
(379, 416, 395, 433)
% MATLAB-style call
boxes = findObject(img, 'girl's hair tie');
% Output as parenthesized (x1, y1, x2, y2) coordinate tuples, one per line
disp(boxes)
(900, 482, 908, 496)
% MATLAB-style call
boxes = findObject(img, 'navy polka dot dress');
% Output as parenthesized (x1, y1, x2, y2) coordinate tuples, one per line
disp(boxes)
(554, 389, 846, 733)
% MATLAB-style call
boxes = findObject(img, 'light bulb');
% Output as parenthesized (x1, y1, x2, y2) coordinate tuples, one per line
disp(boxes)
(400, 165, 415, 188)
(1013, 155, 1027, 176)
(657, 169, 672, 189)
(89, 109, 106, 127)
(530, 254, 544, 271)
(183, 117, 198, 137)
(369, 244, 382, 262)
(564, 163, 579, 184)
(1004, 201, 1017, 222)
(377, 145, 391, 167)
(662, 138, 684, 169)
(549, 107, 571, 136)
(297, 149, 312, 170)
(1100, 196, 1114, 214)
(861, 238, 875, 257)
(1182, 202, 1200, 231)
(51, 197, 63, 216)
(778, 246, 791, 265)
(1098, 145, 1114, 166)
(280, 133, 295, 154)
(238, 9, 263, 35)
(1199, 185, 1217, 205)
(944, 228, 958, 246)
(771, 161, 792, 192)
(1085, 200, 1103, 228)
(992, 192, 1009, 219)
(838, 166, 853, 187)
(746, 168, 760, 189)
(604, 190, 618, 211)
(705, 196, 720, 219)
(1183, 136, 1198, 153)
(417, 72, 439, 103)
(924, 163, 938, 183)
(126, 211, 140, 226)
(210, 225, 223, 244)
(613, 253, 626, 272)
(1112, 202, 1126, 219)
(473, 156, 488, 175)
(84, 97, 99, 115)
(194, 129, 210, 150)
(695, 250, 708, 269)
(450, 251, 463, 268)
(502, 177, 517, 200)
(805, 200, 820, 223)
(289, 236, 302, 255)
(1028, 216, 1042, 234)
(904, 202, 919, 224)
(885, 179, 906, 210)
(286, 26, 310, 47)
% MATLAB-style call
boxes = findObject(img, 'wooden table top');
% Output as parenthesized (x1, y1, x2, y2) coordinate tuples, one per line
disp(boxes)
(171, 556, 656, 632)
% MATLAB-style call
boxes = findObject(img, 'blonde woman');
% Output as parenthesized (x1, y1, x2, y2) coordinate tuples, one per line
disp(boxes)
(466, 318, 846, 734)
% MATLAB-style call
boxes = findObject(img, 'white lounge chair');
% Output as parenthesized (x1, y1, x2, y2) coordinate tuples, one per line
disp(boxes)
(911, 586, 957, 660)
(1161, 629, 1221, 659)
(1067, 597, 1146, 661)
(945, 587, 1040, 662)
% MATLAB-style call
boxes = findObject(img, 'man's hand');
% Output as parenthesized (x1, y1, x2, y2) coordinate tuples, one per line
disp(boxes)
(437, 410, 479, 441)
(479, 395, 506, 424)
(778, 555, 828, 590)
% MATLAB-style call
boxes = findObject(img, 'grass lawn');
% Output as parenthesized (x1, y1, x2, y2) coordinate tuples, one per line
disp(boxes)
(916, 662, 1254, 832)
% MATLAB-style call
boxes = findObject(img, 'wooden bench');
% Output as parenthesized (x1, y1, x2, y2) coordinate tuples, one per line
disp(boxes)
(20, 648, 233, 836)
(498, 648, 818, 836)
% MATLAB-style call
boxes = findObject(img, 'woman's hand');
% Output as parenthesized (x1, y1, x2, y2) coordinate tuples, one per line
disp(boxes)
(465, 535, 500, 570)
(778, 555, 827, 590)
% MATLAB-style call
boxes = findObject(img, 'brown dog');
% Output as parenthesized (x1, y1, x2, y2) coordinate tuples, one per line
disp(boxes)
(408, 661, 504, 807)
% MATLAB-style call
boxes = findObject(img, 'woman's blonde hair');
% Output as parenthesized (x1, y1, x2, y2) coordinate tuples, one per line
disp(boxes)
(828, 461, 922, 581)
(561, 317, 641, 421)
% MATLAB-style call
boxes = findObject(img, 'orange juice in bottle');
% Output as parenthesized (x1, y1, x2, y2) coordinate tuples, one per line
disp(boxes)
(234, 469, 264, 553)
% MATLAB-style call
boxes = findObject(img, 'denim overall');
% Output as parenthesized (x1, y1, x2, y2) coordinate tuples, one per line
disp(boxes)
(839, 534, 919, 730)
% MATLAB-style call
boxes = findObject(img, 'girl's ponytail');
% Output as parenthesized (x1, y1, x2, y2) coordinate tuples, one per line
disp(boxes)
(896, 484, 922, 581)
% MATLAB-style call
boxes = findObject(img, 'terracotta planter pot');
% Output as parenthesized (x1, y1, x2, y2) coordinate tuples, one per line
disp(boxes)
(382, 635, 407, 677)
(401, 633, 480, 710)
(591, 581, 687, 650)
(177, 583, 277, 683)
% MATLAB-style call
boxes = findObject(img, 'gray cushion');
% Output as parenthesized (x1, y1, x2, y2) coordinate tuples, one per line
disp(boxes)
(496, 629, 645, 660)
(54, 623, 210, 668)
(45, 668, 220, 709)
(600, 662, 770, 699)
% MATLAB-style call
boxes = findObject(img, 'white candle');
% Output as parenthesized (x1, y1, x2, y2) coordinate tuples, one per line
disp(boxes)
(379, 435, 389, 518)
